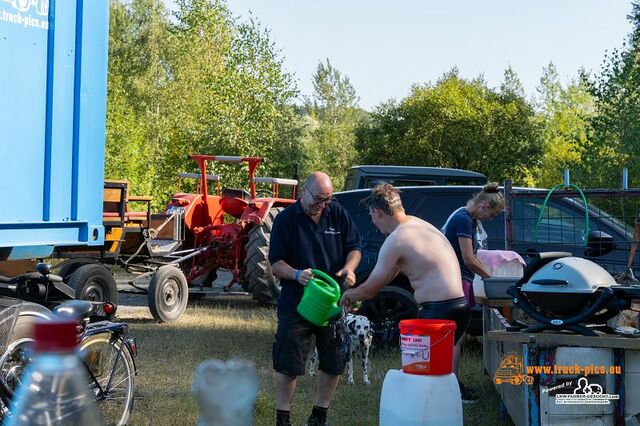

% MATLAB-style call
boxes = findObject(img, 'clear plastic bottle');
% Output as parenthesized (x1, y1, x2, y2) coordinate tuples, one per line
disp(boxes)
(6, 318, 104, 426)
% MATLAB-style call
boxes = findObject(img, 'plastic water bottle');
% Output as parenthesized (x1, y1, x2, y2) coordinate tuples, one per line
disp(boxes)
(6, 318, 104, 426)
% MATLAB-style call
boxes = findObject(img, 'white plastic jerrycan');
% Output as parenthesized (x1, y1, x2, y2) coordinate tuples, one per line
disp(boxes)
(379, 369, 463, 426)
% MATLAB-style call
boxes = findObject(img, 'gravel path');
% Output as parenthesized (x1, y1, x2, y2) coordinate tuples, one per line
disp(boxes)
(115, 270, 251, 320)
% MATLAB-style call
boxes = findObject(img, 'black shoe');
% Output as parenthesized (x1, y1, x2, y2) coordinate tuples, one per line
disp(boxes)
(459, 381, 480, 404)
(306, 416, 328, 426)
(276, 410, 292, 426)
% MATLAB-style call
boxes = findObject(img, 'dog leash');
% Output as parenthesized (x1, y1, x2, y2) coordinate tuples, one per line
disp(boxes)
(340, 308, 352, 362)
(337, 277, 352, 362)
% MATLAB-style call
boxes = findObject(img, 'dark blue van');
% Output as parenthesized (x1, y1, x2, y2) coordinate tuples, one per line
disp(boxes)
(343, 165, 488, 191)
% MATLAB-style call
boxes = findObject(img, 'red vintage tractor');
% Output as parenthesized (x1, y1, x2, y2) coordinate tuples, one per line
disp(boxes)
(55, 155, 297, 322)
(167, 155, 297, 299)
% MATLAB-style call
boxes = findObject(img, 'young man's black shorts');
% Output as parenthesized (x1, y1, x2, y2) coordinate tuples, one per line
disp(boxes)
(273, 310, 346, 376)
(418, 296, 470, 344)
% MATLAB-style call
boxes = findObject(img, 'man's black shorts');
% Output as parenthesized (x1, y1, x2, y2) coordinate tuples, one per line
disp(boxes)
(418, 296, 470, 344)
(273, 310, 346, 376)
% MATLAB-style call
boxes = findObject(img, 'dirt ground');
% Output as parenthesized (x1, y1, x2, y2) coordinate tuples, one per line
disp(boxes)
(116, 269, 251, 319)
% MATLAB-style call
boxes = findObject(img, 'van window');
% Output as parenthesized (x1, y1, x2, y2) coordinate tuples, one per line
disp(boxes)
(445, 178, 487, 186)
(398, 192, 468, 229)
(344, 170, 357, 191)
(406, 191, 506, 248)
(364, 177, 436, 188)
(511, 199, 596, 245)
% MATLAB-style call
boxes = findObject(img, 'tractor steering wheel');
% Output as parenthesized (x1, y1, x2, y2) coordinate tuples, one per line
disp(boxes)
(256, 189, 273, 198)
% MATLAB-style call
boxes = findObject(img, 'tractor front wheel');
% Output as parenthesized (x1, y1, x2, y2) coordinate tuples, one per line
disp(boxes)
(148, 266, 188, 322)
(243, 207, 284, 305)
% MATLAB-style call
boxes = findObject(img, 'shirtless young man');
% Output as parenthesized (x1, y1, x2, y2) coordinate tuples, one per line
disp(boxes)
(340, 184, 474, 400)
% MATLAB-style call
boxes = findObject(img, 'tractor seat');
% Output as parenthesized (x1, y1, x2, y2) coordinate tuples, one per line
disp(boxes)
(222, 188, 251, 201)
(221, 188, 251, 218)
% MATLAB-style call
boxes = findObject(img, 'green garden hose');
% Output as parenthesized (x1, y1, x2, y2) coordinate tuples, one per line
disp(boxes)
(533, 183, 589, 246)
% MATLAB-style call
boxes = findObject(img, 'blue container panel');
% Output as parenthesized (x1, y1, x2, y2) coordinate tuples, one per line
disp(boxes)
(47, 2, 77, 223)
(0, 0, 109, 255)
(0, 4, 49, 222)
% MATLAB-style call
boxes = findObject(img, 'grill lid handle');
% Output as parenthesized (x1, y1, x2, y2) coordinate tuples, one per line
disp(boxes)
(530, 279, 569, 286)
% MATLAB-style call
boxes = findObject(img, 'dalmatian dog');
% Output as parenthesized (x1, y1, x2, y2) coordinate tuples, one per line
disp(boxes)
(308, 313, 374, 385)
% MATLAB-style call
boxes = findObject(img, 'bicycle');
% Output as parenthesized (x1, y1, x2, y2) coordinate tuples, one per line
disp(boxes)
(0, 266, 137, 426)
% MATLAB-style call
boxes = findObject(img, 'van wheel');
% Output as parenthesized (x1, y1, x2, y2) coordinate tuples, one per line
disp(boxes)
(358, 286, 418, 349)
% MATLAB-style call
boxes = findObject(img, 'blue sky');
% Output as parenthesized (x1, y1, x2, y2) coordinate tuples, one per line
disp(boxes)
(166, 1, 633, 110)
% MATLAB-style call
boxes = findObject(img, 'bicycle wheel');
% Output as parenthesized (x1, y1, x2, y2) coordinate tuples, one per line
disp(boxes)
(0, 303, 51, 399)
(0, 316, 36, 397)
(79, 333, 135, 426)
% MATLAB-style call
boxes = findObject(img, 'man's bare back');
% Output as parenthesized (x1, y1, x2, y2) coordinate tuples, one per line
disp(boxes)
(381, 216, 463, 304)
(340, 184, 473, 400)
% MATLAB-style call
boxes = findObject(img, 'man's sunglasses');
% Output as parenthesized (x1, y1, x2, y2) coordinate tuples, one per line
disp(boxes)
(305, 187, 333, 207)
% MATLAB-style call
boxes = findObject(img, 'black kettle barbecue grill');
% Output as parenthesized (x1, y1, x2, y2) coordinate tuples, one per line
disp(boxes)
(507, 252, 640, 336)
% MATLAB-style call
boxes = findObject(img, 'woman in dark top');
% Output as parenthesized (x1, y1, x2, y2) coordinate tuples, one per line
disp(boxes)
(442, 182, 505, 307)
(441, 182, 504, 402)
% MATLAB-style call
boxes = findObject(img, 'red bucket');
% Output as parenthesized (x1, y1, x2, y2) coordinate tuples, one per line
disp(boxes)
(399, 319, 456, 375)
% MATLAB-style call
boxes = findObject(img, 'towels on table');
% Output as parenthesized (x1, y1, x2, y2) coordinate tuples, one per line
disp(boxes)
(473, 250, 525, 301)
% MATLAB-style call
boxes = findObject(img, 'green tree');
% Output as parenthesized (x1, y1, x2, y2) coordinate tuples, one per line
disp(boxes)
(105, 0, 172, 198)
(159, 0, 300, 198)
(106, 0, 302, 205)
(309, 59, 358, 120)
(301, 59, 364, 189)
(531, 63, 595, 188)
(501, 66, 526, 100)
(104, 74, 151, 190)
(355, 68, 542, 184)
(585, 1, 640, 188)
(354, 100, 405, 166)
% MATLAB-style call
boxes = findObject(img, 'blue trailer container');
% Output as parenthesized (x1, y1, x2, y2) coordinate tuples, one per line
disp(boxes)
(0, 0, 110, 260)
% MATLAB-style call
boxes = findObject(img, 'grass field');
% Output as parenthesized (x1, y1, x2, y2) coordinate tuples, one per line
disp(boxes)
(119, 298, 512, 426)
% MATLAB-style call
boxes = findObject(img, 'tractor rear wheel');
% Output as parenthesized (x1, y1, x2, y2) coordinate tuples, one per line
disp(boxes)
(243, 207, 284, 305)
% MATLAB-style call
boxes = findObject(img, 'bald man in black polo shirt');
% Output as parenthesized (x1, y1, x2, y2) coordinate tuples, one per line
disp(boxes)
(269, 172, 362, 426)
